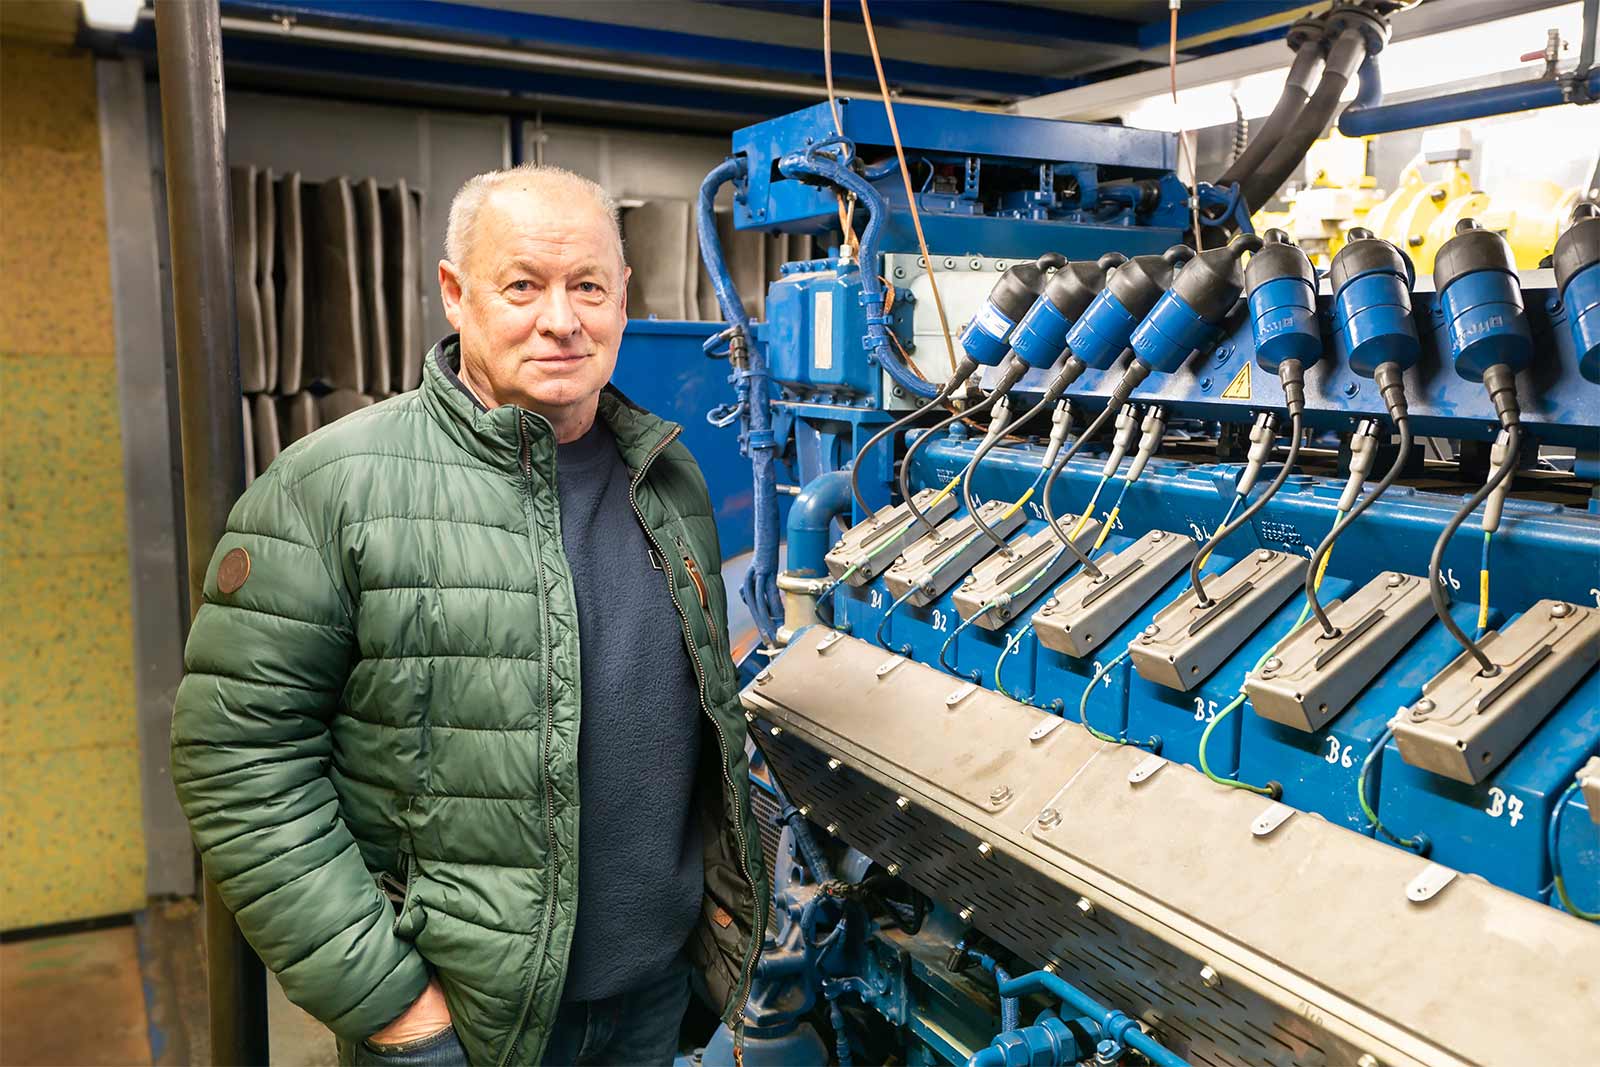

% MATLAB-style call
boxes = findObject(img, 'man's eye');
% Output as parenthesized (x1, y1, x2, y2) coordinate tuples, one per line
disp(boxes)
(509, 280, 534, 293)
(577, 282, 602, 294)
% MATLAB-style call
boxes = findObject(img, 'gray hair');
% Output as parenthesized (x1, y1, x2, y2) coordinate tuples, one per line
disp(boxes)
(444, 163, 624, 273)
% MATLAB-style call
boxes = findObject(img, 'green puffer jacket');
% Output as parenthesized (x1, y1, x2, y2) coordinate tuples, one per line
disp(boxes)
(171, 338, 768, 1066)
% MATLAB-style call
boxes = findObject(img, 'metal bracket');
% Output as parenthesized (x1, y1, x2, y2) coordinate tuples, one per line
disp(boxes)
(883, 500, 1025, 606)
(824, 488, 959, 585)
(1406, 863, 1458, 904)
(945, 682, 979, 708)
(1251, 802, 1296, 838)
(817, 629, 845, 653)
(1394, 600, 1600, 784)
(954, 520, 1101, 631)
(876, 655, 908, 679)
(1128, 753, 1167, 785)
(1246, 571, 1434, 732)
(1029, 715, 1066, 743)
(1034, 528, 1198, 659)
(1128, 549, 1307, 692)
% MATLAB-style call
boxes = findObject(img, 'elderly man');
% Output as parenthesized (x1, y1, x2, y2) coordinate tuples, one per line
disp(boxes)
(171, 165, 767, 1066)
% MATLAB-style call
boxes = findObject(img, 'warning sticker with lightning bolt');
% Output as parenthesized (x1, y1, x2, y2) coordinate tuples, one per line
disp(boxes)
(1220, 362, 1251, 400)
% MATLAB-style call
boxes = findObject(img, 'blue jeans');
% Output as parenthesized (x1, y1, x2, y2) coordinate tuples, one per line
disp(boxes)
(349, 963, 691, 1067)
(540, 960, 693, 1067)
(352, 1025, 469, 1067)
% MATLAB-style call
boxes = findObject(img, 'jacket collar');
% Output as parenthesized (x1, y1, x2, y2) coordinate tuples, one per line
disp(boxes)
(421, 335, 680, 475)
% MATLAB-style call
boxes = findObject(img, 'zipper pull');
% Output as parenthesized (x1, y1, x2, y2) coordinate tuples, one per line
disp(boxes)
(680, 542, 710, 610)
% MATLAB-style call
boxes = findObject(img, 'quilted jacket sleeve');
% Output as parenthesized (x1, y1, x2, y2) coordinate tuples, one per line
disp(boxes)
(170, 465, 430, 1040)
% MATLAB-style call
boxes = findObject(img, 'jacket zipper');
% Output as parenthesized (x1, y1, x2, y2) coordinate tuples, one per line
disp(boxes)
(628, 426, 762, 1028)
(678, 540, 719, 650)
(501, 416, 561, 1067)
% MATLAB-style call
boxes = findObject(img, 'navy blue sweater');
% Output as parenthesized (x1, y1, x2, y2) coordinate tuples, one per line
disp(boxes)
(554, 418, 703, 1001)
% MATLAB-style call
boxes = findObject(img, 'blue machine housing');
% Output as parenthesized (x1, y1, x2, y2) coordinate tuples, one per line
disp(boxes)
(1128, 291, 1219, 374)
(1435, 266, 1534, 381)
(729, 101, 1190, 260)
(1249, 274, 1322, 372)
(1064, 288, 1140, 371)
(1007, 276, 1597, 447)
(830, 434, 1600, 913)
(1561, 261, 1600, 384)
(692, 98, 1600, 1067)
(1331, 260, 1421, 377)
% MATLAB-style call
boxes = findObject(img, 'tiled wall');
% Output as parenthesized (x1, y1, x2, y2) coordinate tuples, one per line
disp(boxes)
(0, 35, 145, 929)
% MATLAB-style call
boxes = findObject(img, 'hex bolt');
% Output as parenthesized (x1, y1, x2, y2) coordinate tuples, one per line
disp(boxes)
(769, 726, 784, 736)
(895, 796, 910, 811)
(755, 669, 772, 685)
(958, 907, 974, 923)
(963, 574, 976, 585)
(1414, 698, 1435, 714)
(827, 758, 842, 771)
(886, 863, 901, 876)
(1256, 549, 1274, 562)
(1037, 807, 1061, 828)
(1387, 572, 1404, 587)
(825, 822, 838, 835)
(1045, 597, 1059, 610)
(1552, 602, 1573, 618)
(1357, 1057, 1381, 1067)
(1263, 657, 1282, 673)
(989, 785, 1012, 805)
(798, 805, 810, 816)
(1075, 896, 1095, 918)
(1200, 965, 1222, 990)
(1043, 961, 1058, 974)
(977, 842, 994, 859)
(1143, 624, 1160, 637)
(1150, 530, 1166, 542)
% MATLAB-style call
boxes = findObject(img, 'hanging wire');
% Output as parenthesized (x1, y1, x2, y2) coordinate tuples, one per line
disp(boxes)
(1357, 727, 1430, 854)
(1077, 649, 1159, 750)
(858, 0, 959, 373)
(1548, 780, 1600, 921)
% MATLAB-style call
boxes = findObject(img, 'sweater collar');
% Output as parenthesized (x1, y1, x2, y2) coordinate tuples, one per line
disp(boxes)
(421, 335, 679, 474)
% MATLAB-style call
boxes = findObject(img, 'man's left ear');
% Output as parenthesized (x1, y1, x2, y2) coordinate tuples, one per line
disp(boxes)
(619, 266, 631, 316)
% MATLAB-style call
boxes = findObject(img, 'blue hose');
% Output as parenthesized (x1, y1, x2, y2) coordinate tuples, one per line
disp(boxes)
(786, 470, 853, 579)
(999, 970, 1190, 1067)
(697, 157, 784, 643)
(777, 145, 939, 400)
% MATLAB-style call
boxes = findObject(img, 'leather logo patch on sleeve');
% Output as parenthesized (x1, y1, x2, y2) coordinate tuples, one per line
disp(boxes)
(712, 906, 734, 928)
(217, 547, 251, 594)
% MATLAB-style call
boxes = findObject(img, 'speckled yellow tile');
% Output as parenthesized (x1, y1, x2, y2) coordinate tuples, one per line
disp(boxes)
(0, 744, 146, 931)
(0, 353, 129, 557)
(0, 41, 114, 356)
(0, 549, 135, 757)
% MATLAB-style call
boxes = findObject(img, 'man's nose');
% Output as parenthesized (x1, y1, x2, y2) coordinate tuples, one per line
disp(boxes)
(534, 285, 580, 339)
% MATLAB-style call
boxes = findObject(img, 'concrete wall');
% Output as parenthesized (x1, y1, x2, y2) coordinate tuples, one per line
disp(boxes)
(0, 26, 145, 930)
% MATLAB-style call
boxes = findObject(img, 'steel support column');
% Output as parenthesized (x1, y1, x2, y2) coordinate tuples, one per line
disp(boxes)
(153, 1, 268, 1063)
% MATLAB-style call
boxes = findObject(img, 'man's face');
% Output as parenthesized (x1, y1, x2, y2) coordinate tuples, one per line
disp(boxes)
(440, 186, 629, 418)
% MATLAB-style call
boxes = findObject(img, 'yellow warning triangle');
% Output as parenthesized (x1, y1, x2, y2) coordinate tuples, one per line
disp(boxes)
(1221, 362, 1251, 400)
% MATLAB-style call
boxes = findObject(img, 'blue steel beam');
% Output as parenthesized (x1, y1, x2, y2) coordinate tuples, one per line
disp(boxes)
(218, 0, 1073, 99)
(712, 0, 1141, 50)
(1137, 0, 1314, 50)
(123, 21, 791, 122)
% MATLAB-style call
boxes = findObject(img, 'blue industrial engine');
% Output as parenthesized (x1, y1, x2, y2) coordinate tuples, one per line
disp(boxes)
(684, 18, 1600, 1066)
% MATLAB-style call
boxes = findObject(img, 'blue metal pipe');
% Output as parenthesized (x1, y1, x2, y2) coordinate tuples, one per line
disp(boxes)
(697, 158, 784, 643)
(785, 470, 853, 580)
(778, 147, 941, 400)
(999, 971, 1190, 1067)
(1340, 69, 1600, 137)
